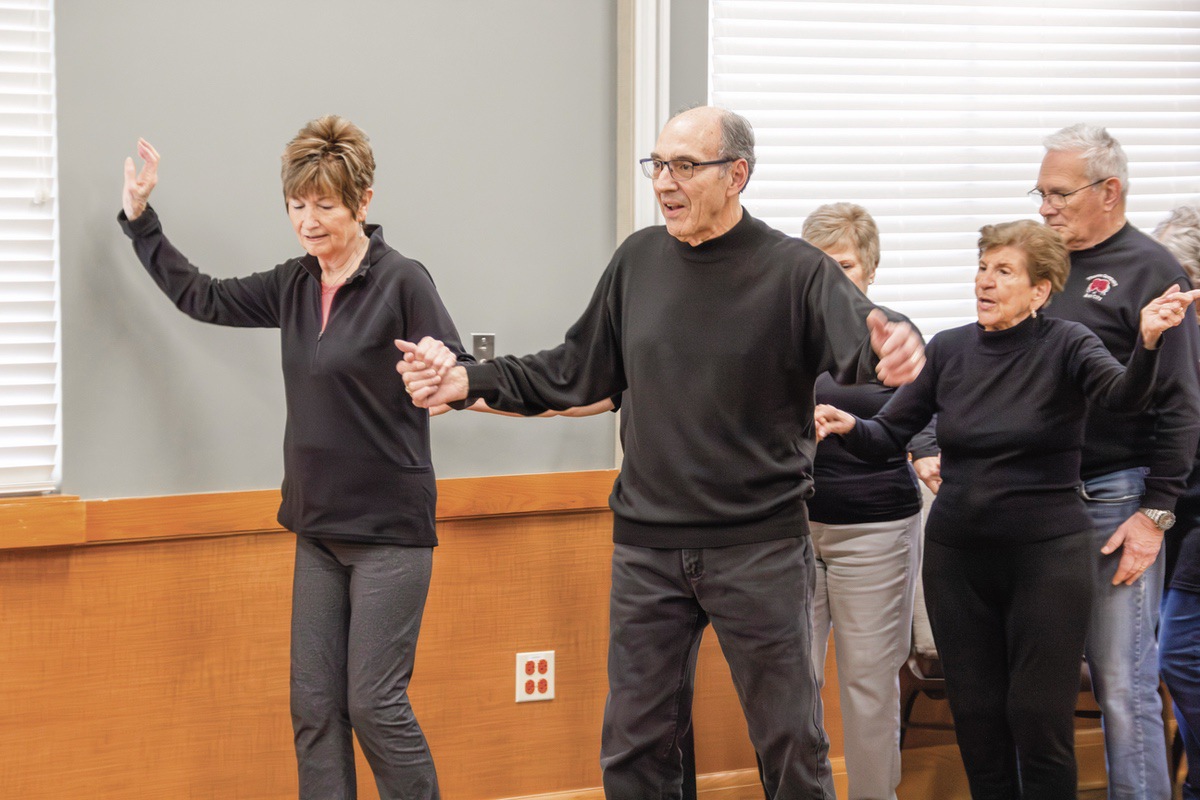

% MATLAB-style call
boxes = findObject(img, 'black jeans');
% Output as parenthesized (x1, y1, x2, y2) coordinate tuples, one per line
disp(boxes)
(923, 533, 1094, 800)
(600, 537, 835, 800)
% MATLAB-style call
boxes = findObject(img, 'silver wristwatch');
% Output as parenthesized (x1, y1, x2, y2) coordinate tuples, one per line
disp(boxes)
(1138, 507, 1176, 531)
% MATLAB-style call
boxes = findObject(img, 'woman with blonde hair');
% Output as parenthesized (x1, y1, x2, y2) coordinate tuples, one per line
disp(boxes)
(802, 202, 934, 800)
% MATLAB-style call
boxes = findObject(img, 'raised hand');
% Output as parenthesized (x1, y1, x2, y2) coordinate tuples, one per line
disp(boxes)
(814, 403, 856, 441)
(1139, 283, 1200, 348)
(122, 138, 160, 221)
(868, 309, 925, 386)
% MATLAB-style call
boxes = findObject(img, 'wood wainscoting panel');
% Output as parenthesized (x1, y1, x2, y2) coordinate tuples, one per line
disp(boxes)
(0, 472, 840, 799)
(0, 532, 298, 799)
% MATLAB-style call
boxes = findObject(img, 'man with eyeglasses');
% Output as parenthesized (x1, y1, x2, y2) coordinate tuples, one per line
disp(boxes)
(1032, 123, 1200, 800)
(394, 105, 925, 798)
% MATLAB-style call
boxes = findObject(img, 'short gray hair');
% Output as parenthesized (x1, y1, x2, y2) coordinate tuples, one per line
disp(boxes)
(716, 109, 756, 193)
(1154, 205, 1200, 289)
(1043, 123, 1128, 198)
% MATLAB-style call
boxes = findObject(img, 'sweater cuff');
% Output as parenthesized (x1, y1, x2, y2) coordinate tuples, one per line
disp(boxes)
(1141, 482, 1179, 513)
(118, 205, 160, 238)
(464, 363, 501, 403)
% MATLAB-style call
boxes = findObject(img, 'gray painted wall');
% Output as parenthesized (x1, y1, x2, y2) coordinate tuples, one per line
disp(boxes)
(58, 0, 617, 499)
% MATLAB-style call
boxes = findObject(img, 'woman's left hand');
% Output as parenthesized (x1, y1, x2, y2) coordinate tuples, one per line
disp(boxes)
(1140, 284, 1200, 348)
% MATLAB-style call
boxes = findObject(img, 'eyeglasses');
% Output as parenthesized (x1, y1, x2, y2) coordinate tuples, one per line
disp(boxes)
(639, 158, 734, 181)
(1027, 178, 1110, 209)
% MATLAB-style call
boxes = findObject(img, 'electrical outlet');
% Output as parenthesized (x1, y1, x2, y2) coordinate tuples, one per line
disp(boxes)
(515, 650, 555, 703)
(472, 333, 495, 362)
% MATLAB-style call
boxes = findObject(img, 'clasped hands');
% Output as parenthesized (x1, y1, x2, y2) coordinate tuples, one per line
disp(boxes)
(394, 309, 925, 408)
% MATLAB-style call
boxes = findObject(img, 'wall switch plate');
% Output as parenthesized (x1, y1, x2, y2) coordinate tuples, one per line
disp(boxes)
(472, 333, 495, 362)
(515, 650, 555, 702)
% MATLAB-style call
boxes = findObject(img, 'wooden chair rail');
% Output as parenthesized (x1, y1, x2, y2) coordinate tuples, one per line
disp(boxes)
(0, 470, 619, 549)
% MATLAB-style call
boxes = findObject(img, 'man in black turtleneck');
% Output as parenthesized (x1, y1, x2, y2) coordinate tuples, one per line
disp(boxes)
(1034, 124, 1200, 800)
(395, 106, 925, 799)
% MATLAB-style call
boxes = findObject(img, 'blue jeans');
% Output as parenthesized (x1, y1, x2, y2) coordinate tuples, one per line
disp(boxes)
(600, 537, 835, 800)
(1161, 587, 1200, 800)
(1079, 468, 1170, 800)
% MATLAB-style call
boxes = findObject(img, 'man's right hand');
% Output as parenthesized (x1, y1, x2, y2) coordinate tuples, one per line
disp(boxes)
(395, 337, 468, 408)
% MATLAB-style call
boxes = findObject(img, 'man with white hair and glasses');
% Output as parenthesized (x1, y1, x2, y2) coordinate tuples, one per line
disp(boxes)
(1031, 124, 1200, 800)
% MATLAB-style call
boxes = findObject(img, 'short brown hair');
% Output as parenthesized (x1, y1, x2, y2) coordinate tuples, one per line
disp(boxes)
(802, 202, 880, 278)
(977, 219, 1069, 296)
(281, 115, 375, 213)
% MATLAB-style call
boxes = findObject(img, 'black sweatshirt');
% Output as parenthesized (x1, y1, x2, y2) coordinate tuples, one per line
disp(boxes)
(466, 210, 881, 549)
(809, 305, 930, 525)
(119, 207, 471, 546)
(841, 315, 1160, 548)
(1040, 222, 1200, 510)
(809, 372, 923, 525)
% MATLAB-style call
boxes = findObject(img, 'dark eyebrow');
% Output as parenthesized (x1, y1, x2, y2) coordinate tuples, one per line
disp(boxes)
(649, 153, 704, 163)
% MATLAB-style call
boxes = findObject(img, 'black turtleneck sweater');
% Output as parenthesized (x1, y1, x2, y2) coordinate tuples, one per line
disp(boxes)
(466, 210, 881, 549)
(841, 315, 1160, 548)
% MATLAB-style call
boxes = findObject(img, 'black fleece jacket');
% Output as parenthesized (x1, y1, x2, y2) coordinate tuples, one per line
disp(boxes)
(120, 206, 470, 545)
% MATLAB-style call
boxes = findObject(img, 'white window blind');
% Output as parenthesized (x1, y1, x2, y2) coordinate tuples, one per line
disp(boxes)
(0, 0, 58, 494)
(710, 0, 1200, 336)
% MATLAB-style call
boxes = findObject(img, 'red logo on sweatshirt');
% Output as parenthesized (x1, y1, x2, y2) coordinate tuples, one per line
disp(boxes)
(1084, 274, 1118, 301)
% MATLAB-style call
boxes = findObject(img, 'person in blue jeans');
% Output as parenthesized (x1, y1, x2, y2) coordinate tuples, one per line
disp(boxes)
(1155, 205, 1200, 800)
(1034, 125, 1200, 800)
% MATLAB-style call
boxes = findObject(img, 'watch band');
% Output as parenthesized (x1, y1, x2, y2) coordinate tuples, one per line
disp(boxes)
(1138, 507, 1176, 531)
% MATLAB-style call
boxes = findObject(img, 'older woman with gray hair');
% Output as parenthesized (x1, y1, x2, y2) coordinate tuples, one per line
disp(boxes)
(1155, 205, 1200, 800)
(802, 202, 936, 800)
(119, 116, 469, 799)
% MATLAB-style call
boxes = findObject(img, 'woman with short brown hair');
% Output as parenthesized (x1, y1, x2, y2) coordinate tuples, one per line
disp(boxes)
(119, 116, 467, 799)
(817, 219, 1196, 799)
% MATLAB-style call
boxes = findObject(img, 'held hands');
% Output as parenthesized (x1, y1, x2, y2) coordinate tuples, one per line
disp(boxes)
(868, 309, 925, 386)
(814, 404, 856, 442)
(1140, 284, 1200, 348)
(395, 337, 468, 408)
(122, 138, 159, 221)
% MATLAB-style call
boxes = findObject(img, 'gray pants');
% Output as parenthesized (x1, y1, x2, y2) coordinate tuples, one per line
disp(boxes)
(810, 514, 922, 800)
(600, 537, 835, 800)
(290, 536, 439, 800)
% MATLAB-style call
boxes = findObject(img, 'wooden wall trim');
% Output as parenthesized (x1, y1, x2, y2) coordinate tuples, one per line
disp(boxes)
(0, 470, 619, 549)
(0, 494, 85, 548)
